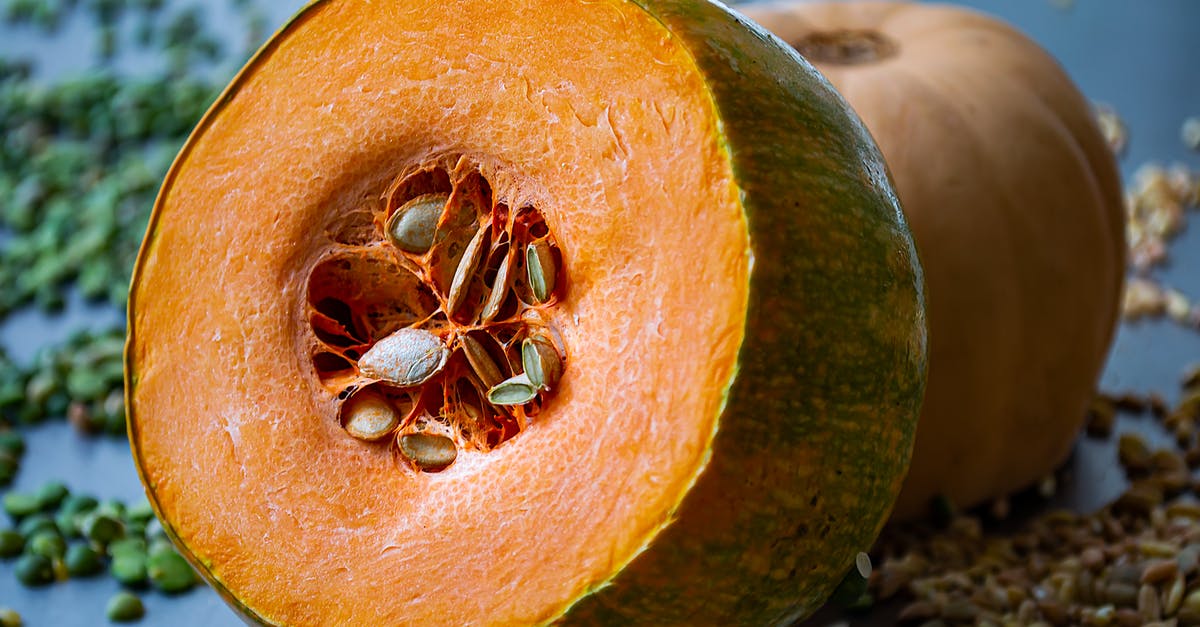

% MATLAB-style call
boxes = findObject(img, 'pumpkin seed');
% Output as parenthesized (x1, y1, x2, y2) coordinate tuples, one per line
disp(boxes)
(487, 374, 538, 406)
(521, 335, 563, 391)
(386, 193, 448, 254)
(341, 391, 399, 441)
(14, 553, 54, 587)
(0, 608, 20, 627)
(358, 328, 449, 387)
(460, 334, 504, 389)
(446, 220, 491, 316)
(481, 246, 516, 324)
(397, 433, 457, 472)
(526, 239, 557, 304)
(111, 551, 148, 586)
(148, 547, 197, 593)
(64, 543, 104, 577)
(0, 530, 24, 557)
(105, 592, 145, 622)
(28, 531, 66, 560)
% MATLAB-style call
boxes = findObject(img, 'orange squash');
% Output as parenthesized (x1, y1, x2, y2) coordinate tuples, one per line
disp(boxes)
(126, 0, 927, 623)
(742, 1, 1125, 519)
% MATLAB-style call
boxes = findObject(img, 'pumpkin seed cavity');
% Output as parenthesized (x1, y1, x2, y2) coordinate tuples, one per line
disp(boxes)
(307, 162, 568, 473)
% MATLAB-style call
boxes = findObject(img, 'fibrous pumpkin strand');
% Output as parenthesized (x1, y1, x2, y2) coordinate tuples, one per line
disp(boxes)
(307, 164, 567, 471)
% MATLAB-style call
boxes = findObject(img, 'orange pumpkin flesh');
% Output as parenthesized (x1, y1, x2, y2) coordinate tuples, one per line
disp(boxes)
(742, 1, 1125, 519)
(129, 0, 927, 623)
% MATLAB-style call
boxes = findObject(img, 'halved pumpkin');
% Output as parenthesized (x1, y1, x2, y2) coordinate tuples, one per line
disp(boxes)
(126, 0, 927, 623)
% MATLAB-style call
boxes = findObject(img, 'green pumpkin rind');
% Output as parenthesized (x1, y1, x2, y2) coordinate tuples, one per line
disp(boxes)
(127, 0, 926, 624)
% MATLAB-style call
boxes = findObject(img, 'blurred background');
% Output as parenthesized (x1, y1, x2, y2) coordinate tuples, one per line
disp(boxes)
(0, 0, 1197, 624)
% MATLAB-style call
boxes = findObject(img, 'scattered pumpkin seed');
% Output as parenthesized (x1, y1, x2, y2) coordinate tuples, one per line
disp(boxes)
(525, 239, 557, 304)
(386, 193, 448, 254)
(110, 551, 148, 587)
(0, 607, 20, 627)
(64, 543, 103, 577)
(357, 328, 449, 387)
(34, 481, 68, 510)
(521, 335, 562, 391)
(487, 374, 538, 406)
(397, 432, 457, 472)
(0, 530, 24, 557)
(341, 391, 400, 441)
(460, 334, 504, 389)
(27, 531, 65, 560)
(82, 512, 124, 546)
(147, 547, 197, 593)
(105, 592, 145, 622)
(13, 553, 54, 586)
(2, 493, 40, 520)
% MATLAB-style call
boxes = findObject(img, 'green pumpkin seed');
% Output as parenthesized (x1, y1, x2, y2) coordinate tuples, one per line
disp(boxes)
(34, 481, 69, 510)
(481, 247, 516, 324)
(147, 547, 197, 593)
(341, 391, 399, 441)
(111, 551, 148, 586)
(105, 592, 145, 622)
(521, 335, 563, 391)
(17, 514, 57, 538)
(386, 193, 448, 254)
(3, 493, 40, 519)
(397, 433, 457, 472)
(64, 543, 103, 577)
(28, 531, 65, 560)
(0, 433, 24, 457)
(446, 220, 491, 316)
(82, 512, 124, 546)
(0, 530, 24, 557)
(125, 498, 156, 525)
(0, 607, 20, 627)
(487, 374, 538, 406)
(526, 239, 557, 304)
(460, 334, 504, 389)
(358, 328, 449, 387)
(13, 553, 54, 586)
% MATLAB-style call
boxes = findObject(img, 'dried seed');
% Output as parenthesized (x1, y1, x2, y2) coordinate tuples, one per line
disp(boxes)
(1106, 582, 1140, 607)
(487, 374, 538, 406)
(1141, 559, 1178, 584)
(397, 432, 457, 472)
(1139, 583, 1163, 621)
(446, 220, 491, 316)
(480, 246, 516, 324)
(105, 592, 145, 622)
(522, 335, 563, 391)
(525, 239, 557, 304)
(386, 193, 448, 254)
(341, 391, 399, 441)
(358, 328, 449, 387)
(1118, 432, 1153, 472)
(460, 334, 504, 389)
(1163, 574, 1185, 615)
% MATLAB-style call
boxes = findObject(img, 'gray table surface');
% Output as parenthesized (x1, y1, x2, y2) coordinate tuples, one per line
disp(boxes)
(1, 0, 1198, 624)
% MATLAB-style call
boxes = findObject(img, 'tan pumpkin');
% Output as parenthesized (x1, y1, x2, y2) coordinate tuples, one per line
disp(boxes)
(741, 1, 1125, 519)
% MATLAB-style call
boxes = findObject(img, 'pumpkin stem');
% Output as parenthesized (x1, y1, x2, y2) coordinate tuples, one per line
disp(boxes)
(792, 30, 898, 65)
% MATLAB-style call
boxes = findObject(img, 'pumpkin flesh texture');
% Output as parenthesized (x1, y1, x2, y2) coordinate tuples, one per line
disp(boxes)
(128, 0, 926, 624)
(741, 1, 1125, 519)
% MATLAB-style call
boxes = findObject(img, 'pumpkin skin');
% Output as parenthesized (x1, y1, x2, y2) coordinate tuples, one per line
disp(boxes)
(126, 0, 927, 624)
(741, 1, 1125, 520)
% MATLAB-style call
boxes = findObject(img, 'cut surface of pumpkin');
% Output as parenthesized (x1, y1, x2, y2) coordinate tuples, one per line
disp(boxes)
(128, 0, 927, 624)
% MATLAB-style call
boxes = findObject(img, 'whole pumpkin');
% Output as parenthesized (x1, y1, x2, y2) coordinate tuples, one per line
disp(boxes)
(126, 0, 927, 623)
(741, 1, 1125, 519)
